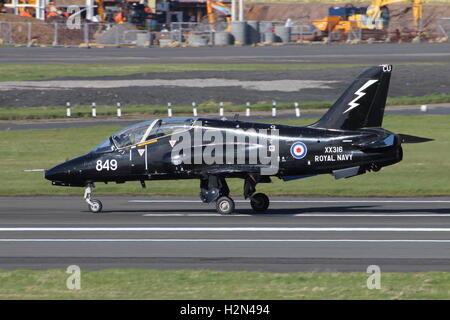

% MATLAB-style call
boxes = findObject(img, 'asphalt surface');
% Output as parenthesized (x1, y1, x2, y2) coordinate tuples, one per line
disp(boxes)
(1, 44, 450, 273)
(1, 196, 450, 272)
(2, 43, 450, 64)
(1, 43, 450, 107)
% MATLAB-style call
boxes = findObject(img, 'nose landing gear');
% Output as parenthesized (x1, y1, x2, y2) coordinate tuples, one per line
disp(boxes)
(84, 183, 103, 213)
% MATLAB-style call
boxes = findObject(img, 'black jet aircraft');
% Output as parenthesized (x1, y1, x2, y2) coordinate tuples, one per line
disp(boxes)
(45, 65, 431, 214)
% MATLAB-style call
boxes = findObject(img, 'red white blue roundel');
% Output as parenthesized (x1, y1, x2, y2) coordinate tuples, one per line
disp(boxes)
(291, 141, 308, 159)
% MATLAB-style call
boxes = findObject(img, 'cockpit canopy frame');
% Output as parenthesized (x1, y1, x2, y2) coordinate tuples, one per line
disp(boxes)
(91, 118, 197, 153)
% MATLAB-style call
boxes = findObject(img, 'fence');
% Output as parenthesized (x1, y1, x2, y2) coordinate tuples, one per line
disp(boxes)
(0, 20, 319, 46)
(0, 21, 155, 46)
(50, 100, 433, 120)
(60, 101, 307, 119)
(324, 18, 445, 43)
(437, 18, 450, 40)
(167, 22, 215, 45)
(0, 19, 447, 47)
(0, 21, 101, 45)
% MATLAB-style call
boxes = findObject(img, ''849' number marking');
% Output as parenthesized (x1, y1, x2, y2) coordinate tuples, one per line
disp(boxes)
(96, 159, 118, 171)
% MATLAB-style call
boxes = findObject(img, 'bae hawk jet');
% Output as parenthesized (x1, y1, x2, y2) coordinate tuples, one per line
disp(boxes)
(45, 65, 431, 214)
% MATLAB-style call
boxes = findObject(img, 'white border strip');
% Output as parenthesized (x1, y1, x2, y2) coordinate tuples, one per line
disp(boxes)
(141, 214, 450, 217)
(1, 238, 450, 243)
(129, 200, 450, 204)
(2, 227, 450, 232)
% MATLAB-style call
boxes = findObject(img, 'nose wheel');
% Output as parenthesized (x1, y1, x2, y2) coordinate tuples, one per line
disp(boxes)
(88, 199, 103, 213)
(84, 183, 103, 213)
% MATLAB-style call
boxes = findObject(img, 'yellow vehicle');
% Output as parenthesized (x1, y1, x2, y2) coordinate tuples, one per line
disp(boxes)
(365, 0, 423, 31)
(312, 0, 423, 38)
(206, 0, 231, 31)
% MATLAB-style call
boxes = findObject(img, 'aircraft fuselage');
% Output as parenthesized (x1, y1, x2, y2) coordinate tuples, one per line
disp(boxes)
(46, 118, 403, 186)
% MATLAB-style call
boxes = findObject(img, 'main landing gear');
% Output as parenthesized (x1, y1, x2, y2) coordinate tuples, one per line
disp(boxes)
(200, 175, 271, 215)
(215, 192, 270, 215)
(250, 193, 270, 212)
(200, 175, 233, 215)
(84, 183, 103, 213)
(245, 175, 270, 213)
(215, 196, 235, 215)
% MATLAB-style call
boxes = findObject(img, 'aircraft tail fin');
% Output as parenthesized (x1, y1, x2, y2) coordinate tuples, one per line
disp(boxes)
(311, 65, 392, 131)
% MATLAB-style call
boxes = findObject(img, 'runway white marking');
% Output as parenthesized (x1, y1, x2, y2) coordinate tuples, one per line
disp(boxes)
(2, 227, 450, 232)
(132, 199, 450, 217)
(271, 200, 450, 203)
(129, 199, 450, 203)
(141, 214, 450, 217)
(142, 214, 222, 217)
(1, 239, 450, 243)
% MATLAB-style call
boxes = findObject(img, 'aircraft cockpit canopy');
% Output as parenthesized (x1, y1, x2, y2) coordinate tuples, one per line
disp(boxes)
(92, 118, 196, 153)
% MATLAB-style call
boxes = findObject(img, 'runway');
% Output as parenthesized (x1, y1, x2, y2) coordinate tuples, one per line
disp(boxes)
(2, 43, 449, 108)
(1, 196, 450, 272)
(2, 43, 450, 64)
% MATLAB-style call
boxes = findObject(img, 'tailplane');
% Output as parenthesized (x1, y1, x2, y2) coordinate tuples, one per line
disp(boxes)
(398, 134, 434, 144)
(311, 65, 392, 131)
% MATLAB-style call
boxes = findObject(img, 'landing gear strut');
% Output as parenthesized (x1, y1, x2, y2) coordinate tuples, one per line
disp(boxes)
(84, 183, 103, 213)
(200, 176, 235, 215)
(200, 175, 271, 214)
(244, 175, 270, 213)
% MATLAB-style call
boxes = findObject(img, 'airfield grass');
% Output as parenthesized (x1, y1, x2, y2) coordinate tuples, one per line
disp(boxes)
(2, 62, 450, 120)
(0, 102, 328, 120)
(0, 114, 448, 196)
(1, 94, 450, 120)
(2, 94, 450, 120)
(0, 63, 372, 82)
(0, 62, 448, 83)
(0, 269, 449, 299)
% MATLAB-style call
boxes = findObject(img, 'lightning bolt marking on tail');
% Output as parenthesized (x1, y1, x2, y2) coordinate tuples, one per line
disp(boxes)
(343, 79, 378, 114)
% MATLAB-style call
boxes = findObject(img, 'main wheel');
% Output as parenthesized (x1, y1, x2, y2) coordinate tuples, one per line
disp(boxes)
(215, 196, 235, 215)
(88, 199, 103, 213)
(250, 193, 269, 213)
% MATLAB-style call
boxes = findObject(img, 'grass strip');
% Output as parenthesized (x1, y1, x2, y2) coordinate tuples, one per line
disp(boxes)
(0, 114, 448, 196)
(0, 62, 447, 82)
(0, 269, 449, 299)
(1, 94, 450, 120)
(0, 63, 372, 82)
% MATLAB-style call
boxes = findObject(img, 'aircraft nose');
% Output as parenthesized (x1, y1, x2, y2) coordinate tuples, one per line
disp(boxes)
(45, 162, 70, 182)
(45, 154, 89, 183)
